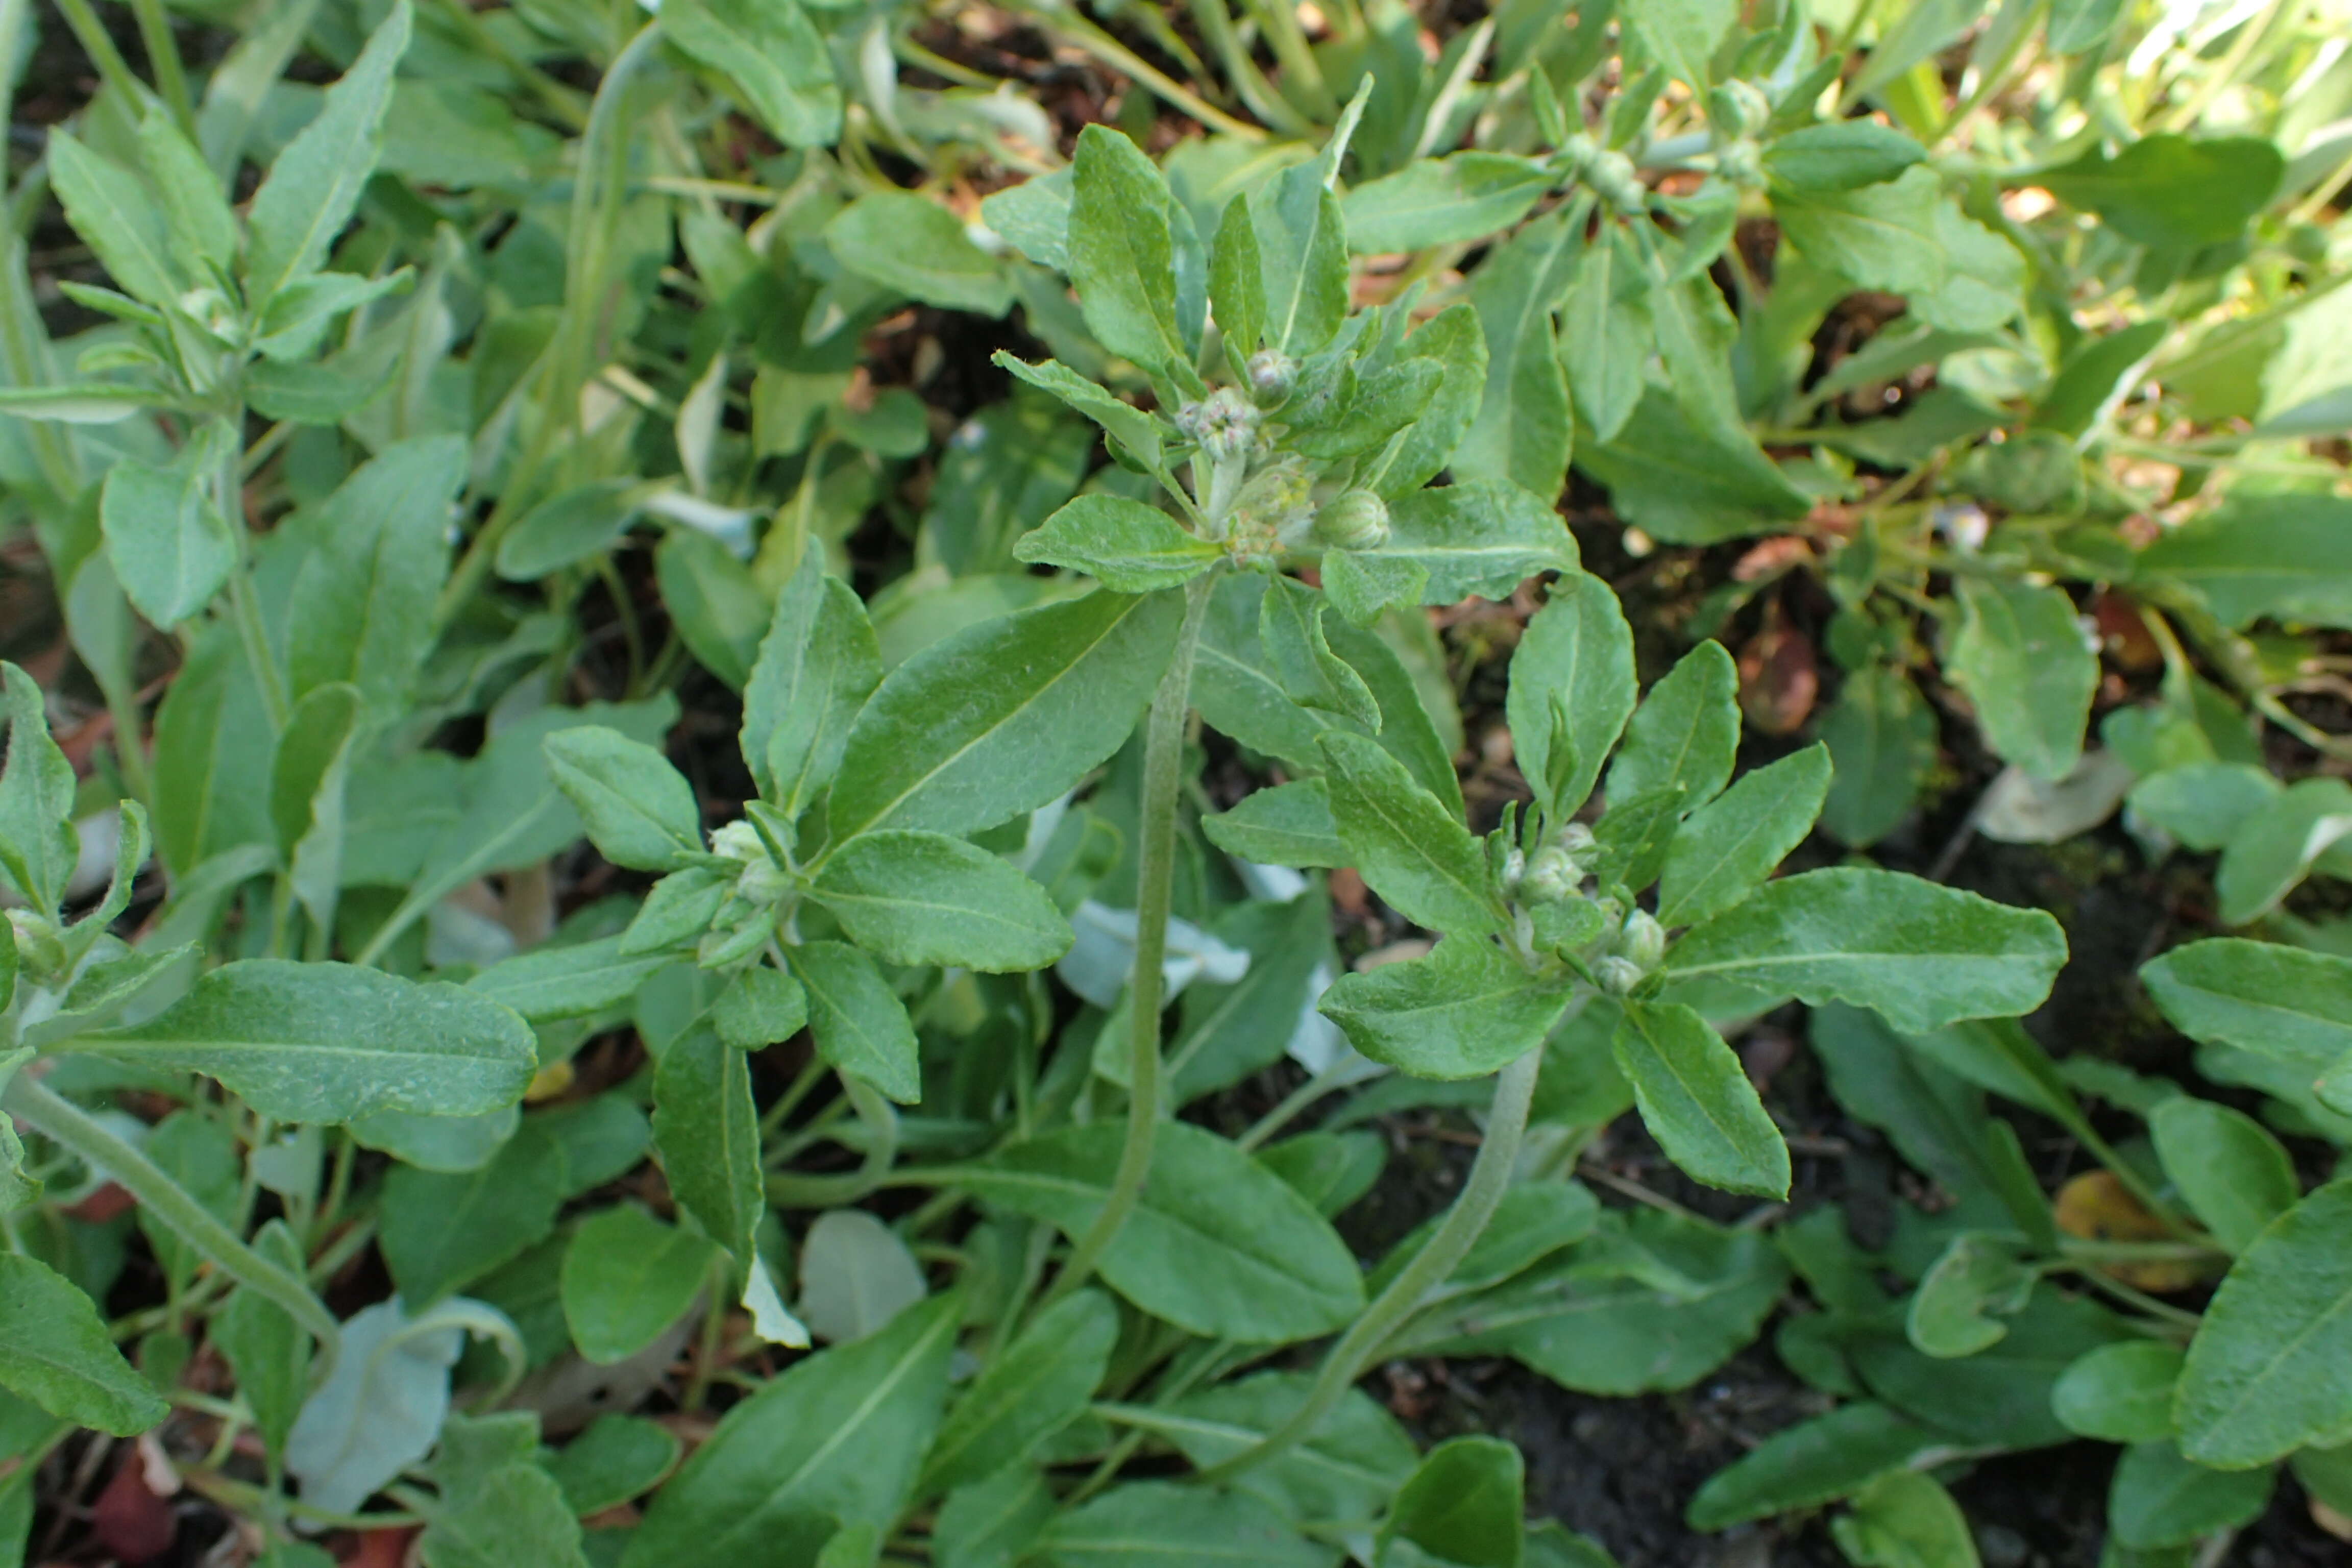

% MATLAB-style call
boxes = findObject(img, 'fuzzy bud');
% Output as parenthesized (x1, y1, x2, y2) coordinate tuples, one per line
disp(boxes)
(1720, 79, 1773, 139)
(1595, 955, 1646, 997)
(1177, 387, 1262, 464)
(1716, 139, 1764, 188)
(1587, 150, 1648, 216)
(1313, 489, 1390, 550)
(1616, 908, 1666, 970)
(1520, 842, 1579, 904)
(1246, 350, 1298, 405)
(1499, 845, 1529, 893)
(712, 819, 793, 905)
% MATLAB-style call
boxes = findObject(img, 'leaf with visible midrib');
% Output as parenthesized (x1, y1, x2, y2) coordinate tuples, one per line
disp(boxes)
(1613, 1001, 1791, 1198)
(78, 960, 536, 1123)
(828, 590, 1181, 842)
(1317, 731, 1500, 937)
(0, 1253, 168, 1435)
(2176, 1179, 2352, 1467)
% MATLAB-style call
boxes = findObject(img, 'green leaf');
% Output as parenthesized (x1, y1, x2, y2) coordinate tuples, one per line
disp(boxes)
(1607, 641, 1739, 810)
(420, 1439, 589, 1568)
(2139, 938, 2352, 1074)
(1658, 745, 1831, 927)
(1762, 122, 1927, 192)
(1012, 495, 1219, 593)
(742, 539, 880, 814)
(662, 0, 841, 148)
(1773, 165, 1947, 299)
(1850, 1285, 2125, 1448)
(0, 383, 161, 422)
(2135, 492, 2352, 631)
(1620, 0, 1734, 88)
(2108, 1440, 2274, 1549)
(1947, 577, 2097, 781)
(0, 1254, 167, 1436)
(1372, 481, 1579, 608)
(2176, 1179, 2352, 1467)
(655, 530, 765, 689)
(796, 1209, 923, 1345)
(1259, 576, 1379, 728)
(379, 1120, 567, 1305)
(1507, 571, 1637, 821)
(285, 435, 471, 717)
(1687, 1403, 1955, 1530)
(1317, 731, 1500, 936)
(99, 422, 238, 628)
(1248, 156, 1349, 358)
(1166, 895, 1338, 1103)
(993, 355, 1166, 475)
(1210, 195, 1267, 364)
(922, 1289, 1117, 1493)
(1831, 1470, 1978, 1568)
(1454, 213, 1578, 499)
(812, 831, 1071, 973)
(243, 0, 411, 309)
(1906, 1231, 2035, 1358)
(213, 1222, 312, 1463)
(561, 1205, 719, 1365)
(2216, 778, 2352, 924)
(935, 1468, 1056, 1568)
(495, 481, 642, 581)
(650, 1025, 763, 1264)
(546, 1415, 680, 1515)
(1818, 666, 1938, 848)
(544, 728, 701, 873)
(1031, 1482, 1330, 1567)
(2053, 1341, 2184, 1443)
(771, 940, 918, 1101)
(1202, 780, 1347, 868)
(1613, 1000, 1791, 1198)
(713, 965, 808, 1050)
(2039, 135, 2286, 249)
(829, 590, 1180, 840)
(1661, 869, 2067, 1033)
(1341, 153, 1553, 253)
(2128, 763, 2280, 851)
(623, 1294, 960, 1567)
(467, 937, 671, 1022)
(47, 130, 178, 305)
(1066, 126, 1185, 375)
(2030, 320, 2170, 439)
(1407, 1208, 1788, 1395)
(1557, 227, 1650, 448)
(0, 663, 79, 914)
(1573, 383, 1809, 545)
(1320, 937, 1575, 1079)
(1379, 1437, 1523, 1568)
(82, 960, 536, 1122)
(826, 192, 1012, 315)
(1379, 303, 1489, 498)
(1096, 1371, 1415, 1523)
(268, 682, 361, 925)
(2149, 1097, 2297, 1253)
(949, 1121, 1364, 1342)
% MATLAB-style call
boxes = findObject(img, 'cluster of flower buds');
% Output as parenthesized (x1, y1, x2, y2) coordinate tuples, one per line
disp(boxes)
(1229, 459, 1319, 556)
(1312, 488, 1389, 550)
(1560, 133, 1648, 217)
(1595, 908, 1666, 997)
(1514, 823, 1598, 905)
(1175, 387, 1263, 464)
(712, 819, 793, 908)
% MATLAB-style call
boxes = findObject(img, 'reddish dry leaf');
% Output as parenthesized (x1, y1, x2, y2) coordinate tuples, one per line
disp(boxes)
(1737, 620, 1819, 736)
(90, 1449, 175, 1564)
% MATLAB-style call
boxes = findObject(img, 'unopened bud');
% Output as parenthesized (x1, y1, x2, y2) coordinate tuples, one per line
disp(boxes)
(1721, 79, 1773, 139)
(1521, 843, 1579, 904)
(1616, 908, 1666, 970)
(1177, 387, 1262, 463)
(1246, 350, 1297, 405)
(1313, 489, 1390, 550)
(1716, 139, 1763, 188)
(1587, 150, 1648, 215)
(1595, 955, 1646, 996)
(712, 819, 792, 905)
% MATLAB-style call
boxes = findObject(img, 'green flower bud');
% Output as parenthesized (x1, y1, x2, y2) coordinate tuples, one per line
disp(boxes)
(1595, 955, 1646, 997)
(1720, 79, 1773, 139)
(1247, 350, 1298, 405)
(1313, 489, 1390, 550)
(1616, 908, 1665, 970)
(1587, 150, 1648, 216)
(7, 910, 67, 982)
(1716, 139, 1764, 188)
(1521, 843, 1579, 904)
(713, 819, 793, 905)
(1177, 387, 1262, 463)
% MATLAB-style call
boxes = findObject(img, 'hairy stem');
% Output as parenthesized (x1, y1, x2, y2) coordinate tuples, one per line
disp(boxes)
(5, 1074, 339, 1353)
(1036, 575, 1216, 1311)
(1196, 1044, 1542, 1485)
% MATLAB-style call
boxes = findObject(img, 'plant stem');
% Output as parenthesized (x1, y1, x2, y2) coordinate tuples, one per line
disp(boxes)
(5, 1074, 339, 1352)
(49, 0, 146, 116)
(125, 0, 195, 135)
(1035, 575, 1216, 1312)
(1195, 1045, 1541, 1485)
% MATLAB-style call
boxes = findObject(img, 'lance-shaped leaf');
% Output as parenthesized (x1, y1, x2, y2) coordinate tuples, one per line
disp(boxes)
(1341, 153, 1553, 253)
(1376, 480, 1578, 605)
(1012, 495, 1220, 594)
(1948, 577, 2097, 782)
(99, 421, 239, 628)
(946, 1121, 1363, 1342)
(1065, 125, 1185, 374)
(829, 590, 1180, 841)
(243, 0, 411, 309)
(741, 539, 881, 815)
(1317, 731, 1502, 936)
(0, 1254, 167, 1435)
(562, 1205, 720, 1365)
(2150, 1097, 2296, 1254)
(785, 941, 921, 1103)
(1247, 151, 1348, 358)
(650, 1025, 762, 1264)
(1201, 780, 1346, 869)
(1658, 744, 1832, 928)
(466, 936, 671, 1022)
(1661, 869, 2066, 1033)
(545, 728, 702, 873)
(77, 960, 537, 1122)
(2140, 938, 2352, 1073)
(0, 662, 79, 914)
(661, 0, 841, 149)
(2055, 1342, 2185, 1443)
(1687, 1403, 1959, 1530)
(921, 1289, 1117, 1493)
(622, 1294, 961, 1567)
(1507, 571, 1636, 821)
(812, 830, 1071, 972)
(1259, 575, 1379, 728)
(1607, 641, 1739, 810)
(47, 130, 178, 304)
(1318, 937, 1575, 1079)
(1033, 1483, 1328, 1567)
(1613, 1000, 1791, 1198)
(1379, 1437, 1524, 1568)
(2176, 1179, 2352, 1466)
